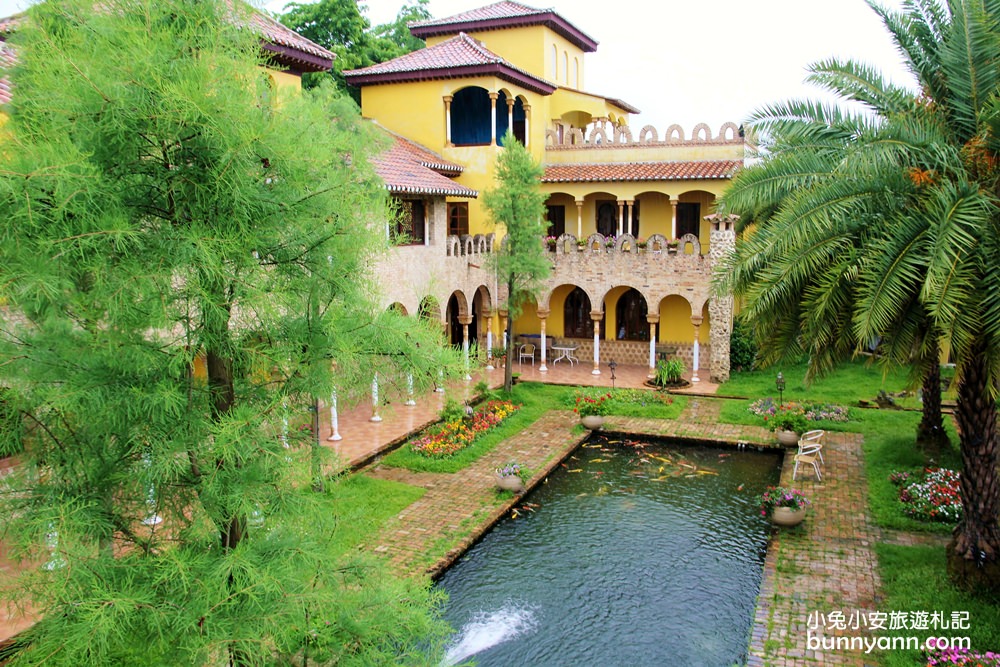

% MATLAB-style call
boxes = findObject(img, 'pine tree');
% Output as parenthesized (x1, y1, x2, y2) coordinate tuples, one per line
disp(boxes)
(0, 0, 453, 663)
(482, 131, 551, 392)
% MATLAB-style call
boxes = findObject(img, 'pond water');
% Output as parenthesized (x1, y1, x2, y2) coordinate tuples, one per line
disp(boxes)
(437, 435, 782, 667)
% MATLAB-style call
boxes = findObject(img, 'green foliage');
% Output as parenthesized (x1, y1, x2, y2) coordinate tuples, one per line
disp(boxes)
(438, 398, 466, 423)
(482, 131, 551, 392)
(655, 357, 686, 385)
(729, 315, 758, 372)
(768, 410, 808, 434)
(0, 1, 455, 663)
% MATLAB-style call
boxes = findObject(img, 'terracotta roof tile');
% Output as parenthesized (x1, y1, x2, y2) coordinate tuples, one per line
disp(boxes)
(409, 1, 597, 52)
(371, 130, 478, 198)
(344, 32, 554, 94)
(542, 160, 742, 183)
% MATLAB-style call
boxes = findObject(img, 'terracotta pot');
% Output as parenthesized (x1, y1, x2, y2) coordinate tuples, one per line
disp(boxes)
(770, 506, 806, 527)
(580, 415, 604, 430)
(494, 474, 525, 493)
(775, 429, 800, 446)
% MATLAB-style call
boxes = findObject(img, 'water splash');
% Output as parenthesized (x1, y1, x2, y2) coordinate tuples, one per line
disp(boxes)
(440, 602, 538, 666)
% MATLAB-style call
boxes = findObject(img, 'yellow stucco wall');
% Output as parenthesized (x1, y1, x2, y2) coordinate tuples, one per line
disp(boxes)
(658, 296, 693, 342)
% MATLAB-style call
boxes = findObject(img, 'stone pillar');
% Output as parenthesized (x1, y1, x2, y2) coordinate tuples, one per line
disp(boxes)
(370, 374, 382, 422)
(709, 214, 739, 382)
(499, 309, 509, 351)
(647, 314, 659, 378)
(443, 95, 453, 147)
(575, 199, 584, 238)
(484, 309, 494, 370)
(489, 92, 498, 146)
(523, 103, 531, 148)
(405, 374, 416, 406)
(328, 388, 342, 440)
(691, 316, 702, 383)
(506, 98, 514, 140)
(591, 310, 603, 375)
(538, 309, 549, 372)
(670, 198, 679, 239)
(459, 315, 473, 380)
(626, 200, 635, 237)
(616, 200, 624, 237)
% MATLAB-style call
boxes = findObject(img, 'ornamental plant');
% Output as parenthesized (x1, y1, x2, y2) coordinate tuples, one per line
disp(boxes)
(750, 398, 849, 432)
(897, 468, 963, 523)
(768, 411, 809, 434)
(757, 486, 811, 515)
(574, 392, 612, 417)
(410, 400, 519, 458)
(926, 646, 1000, 666)
(495, 462, 525, 480)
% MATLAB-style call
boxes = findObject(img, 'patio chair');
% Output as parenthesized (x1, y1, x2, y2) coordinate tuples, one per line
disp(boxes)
(793, 441, 823, 481)
(518, 343, 536, 367)
(797, 429, 825, 464)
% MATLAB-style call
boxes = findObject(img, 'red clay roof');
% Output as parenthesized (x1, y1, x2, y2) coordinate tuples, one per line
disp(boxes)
(409, 1, 598, 53)
(542, 160, 742, 183)
(371, 130, 478, 198)
(344, 32, 555, 95)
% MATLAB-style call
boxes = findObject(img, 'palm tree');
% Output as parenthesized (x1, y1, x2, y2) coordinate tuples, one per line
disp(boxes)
(717, 0, 1000, 594)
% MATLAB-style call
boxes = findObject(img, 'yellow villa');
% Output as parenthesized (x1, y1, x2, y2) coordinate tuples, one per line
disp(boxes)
(347, 0, 745, 382)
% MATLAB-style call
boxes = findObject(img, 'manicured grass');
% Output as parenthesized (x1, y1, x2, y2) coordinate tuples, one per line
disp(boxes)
(722, 358, 915, 403)
(326, 474, 426, 551)
(877, 544, 1000, 666)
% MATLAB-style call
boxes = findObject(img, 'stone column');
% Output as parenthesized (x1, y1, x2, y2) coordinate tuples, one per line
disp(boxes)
(591, 310, 603, 375)
(626, 200, 635, 237)
(489, 92, 498, 146)
(370, 373, 382, 422)
(646, 314, 659, 378)
(523, 103, 531, 148)
(484, 309, 494, 370)
(328, 388, 342, 440)
(506, 98, 514, 140)
(538, 309, 549, 372)
(575, 199, 584, 238)
(443, 95, 453, 147)
(616, 200, 624, 237)
(709, 214, 739, 382)
(499, 309, 509, 351)
(691, 316, 703, 383)
(459, 315, 473, 380)
(670, 198, 679, 239)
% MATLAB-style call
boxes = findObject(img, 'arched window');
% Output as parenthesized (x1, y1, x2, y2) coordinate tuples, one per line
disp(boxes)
(551, 44, 558, 79)
(596, 201, 617, 237)
(497, 94, 526, 146)
(563, 52, 569, 84)
(451, 87, 491, 146)
(615, 289, 648, 341)
(573, 58, 579, 88)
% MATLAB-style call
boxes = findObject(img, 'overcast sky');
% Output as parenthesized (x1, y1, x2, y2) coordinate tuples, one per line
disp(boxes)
(0, 0, 917, 132)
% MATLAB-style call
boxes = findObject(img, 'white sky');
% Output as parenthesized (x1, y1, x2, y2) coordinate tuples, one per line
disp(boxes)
(0, 0, 917, 131)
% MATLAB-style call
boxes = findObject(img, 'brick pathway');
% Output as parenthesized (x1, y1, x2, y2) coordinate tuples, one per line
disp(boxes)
(748, 431, 884, 667)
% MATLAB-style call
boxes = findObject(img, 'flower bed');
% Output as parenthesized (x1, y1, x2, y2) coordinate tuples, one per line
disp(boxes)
(409, 400, 519, 458)
(926, 646, 1000, 666)
(892, 467, 962, 523)
(748, 398, 850, 425)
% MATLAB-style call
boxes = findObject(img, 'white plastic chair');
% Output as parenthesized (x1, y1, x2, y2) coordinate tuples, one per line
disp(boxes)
(793, 441, 823, 481)
(518, 343, 535, 367)
(797, 429, 825, 464)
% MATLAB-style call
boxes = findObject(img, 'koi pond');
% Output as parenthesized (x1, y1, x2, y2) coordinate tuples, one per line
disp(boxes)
(437, 435, 782, 666)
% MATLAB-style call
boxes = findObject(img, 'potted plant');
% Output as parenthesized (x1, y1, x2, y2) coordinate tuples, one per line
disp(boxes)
(758, 486, 811, 526)
(574, 392, 612, 430)
(768, 410, 808, 446)
(494, 462, 527, 493)
(544, 235, 557, 251)
(667, 239, 680, 253)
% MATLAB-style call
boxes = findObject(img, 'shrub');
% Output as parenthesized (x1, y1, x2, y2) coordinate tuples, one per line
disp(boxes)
(729, 315, 758, 372)
(655, 357, 685, 386)
(573, 392, 612, 417)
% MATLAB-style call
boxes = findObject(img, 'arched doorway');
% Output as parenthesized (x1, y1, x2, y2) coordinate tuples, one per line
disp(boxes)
(614, 288, 648, 340)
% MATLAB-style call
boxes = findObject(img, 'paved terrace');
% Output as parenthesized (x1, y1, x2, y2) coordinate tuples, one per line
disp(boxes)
(2, 364, 891, 666)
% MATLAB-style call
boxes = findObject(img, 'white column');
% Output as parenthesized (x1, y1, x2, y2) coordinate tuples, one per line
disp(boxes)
(443, 95, 453, 146)
(692, 318, 702, 383)
(576, 200, 584, 239)
(648, 320, 657, 379)
(141, 450, 161, 526)
(486, 323, 494, 370)
(43, 522, 65, 571)
(405, 374, 416, 406)
(670, 198, 678, 239)
(370, 374, 382, 422)
(461, 319, 472, 380)
(616, 200, 624, 237)
(591, 312, 602, 375)
(523, 103, 531, 148)
(489, 92, 498, 146)
(328, 389, 342, 440)
(539, 314, 548, 373)
(627, 200, 634, 236)
(507, 98, 514, 137)
(436, 369, 446, 392)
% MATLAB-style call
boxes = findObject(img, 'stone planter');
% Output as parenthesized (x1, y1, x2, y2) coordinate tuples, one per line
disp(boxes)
(580, 415, 604, 430)
(770, 506, 806, 527)
(494, 474, 526, 493)
(775, 429, 800, 447)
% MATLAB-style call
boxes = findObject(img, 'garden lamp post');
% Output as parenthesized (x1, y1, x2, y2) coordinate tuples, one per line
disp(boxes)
(776, 372, 785, 408)
(608, 359, 617, 389)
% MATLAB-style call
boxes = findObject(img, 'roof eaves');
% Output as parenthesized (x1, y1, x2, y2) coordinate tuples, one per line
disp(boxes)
(410, 10, 597, 52)
(346, 62, 556, 95)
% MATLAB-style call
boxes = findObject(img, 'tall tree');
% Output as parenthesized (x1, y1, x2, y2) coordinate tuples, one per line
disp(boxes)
(279, 0, 426, 100)
(717, 0, 1000, 594)
(482, 131, 551, 392)
(0, 0, 454, 664)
